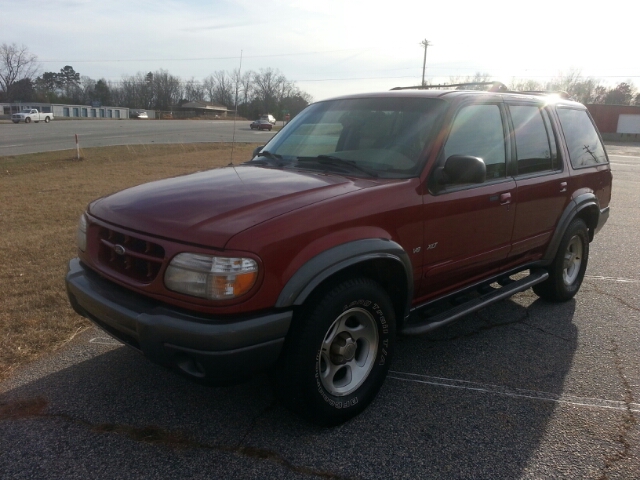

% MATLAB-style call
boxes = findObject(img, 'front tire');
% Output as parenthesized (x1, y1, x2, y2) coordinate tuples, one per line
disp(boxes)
(25, 117, 31, 124)
(533, 218, 589, 301)
(274, 277, 396, 426)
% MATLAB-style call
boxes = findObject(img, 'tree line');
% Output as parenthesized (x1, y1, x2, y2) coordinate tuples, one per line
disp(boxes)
(447, 71, 640, 106)
(0, 43, 312, 119)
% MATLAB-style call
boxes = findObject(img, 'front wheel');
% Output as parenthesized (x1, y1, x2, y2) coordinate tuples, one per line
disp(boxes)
(273, 277, 396, 426)
(25, 117, 31, 124)
(533, 218, 589, 301)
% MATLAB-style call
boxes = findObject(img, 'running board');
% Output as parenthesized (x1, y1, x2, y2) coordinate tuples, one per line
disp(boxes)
(400, 270, 549, 336)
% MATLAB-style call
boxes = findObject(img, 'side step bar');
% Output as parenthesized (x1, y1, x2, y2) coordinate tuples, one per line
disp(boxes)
(400, 270, 549, 336)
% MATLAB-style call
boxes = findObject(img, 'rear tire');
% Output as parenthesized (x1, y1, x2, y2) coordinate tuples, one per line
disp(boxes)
(44, 117, 50, 123)
(533, 218, 589, 301)
(273, 277, 395, 426)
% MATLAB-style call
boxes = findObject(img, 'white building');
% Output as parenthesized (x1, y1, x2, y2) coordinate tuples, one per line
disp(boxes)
(1, 102, 129, 120)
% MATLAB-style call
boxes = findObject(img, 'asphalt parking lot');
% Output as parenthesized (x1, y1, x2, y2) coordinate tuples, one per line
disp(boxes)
(0, 143, 638, 479)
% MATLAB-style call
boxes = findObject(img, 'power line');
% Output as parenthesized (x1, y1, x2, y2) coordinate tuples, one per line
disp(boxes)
(38, 48, 368, 64)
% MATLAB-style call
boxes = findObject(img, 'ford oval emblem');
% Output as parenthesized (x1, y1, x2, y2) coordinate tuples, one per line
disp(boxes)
(114, 244, 126, 256)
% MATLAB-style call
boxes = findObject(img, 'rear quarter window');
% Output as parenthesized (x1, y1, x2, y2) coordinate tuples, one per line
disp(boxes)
(556, 108, 608, 168)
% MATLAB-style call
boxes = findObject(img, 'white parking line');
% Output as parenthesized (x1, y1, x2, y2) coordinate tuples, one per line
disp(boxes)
(89, 336, 122, 345)
(585, 275, 640, 283)
(388, 371, 640, 413)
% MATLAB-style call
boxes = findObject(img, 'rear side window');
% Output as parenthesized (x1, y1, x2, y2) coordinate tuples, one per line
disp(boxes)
(444, 104, 506, 179)
(509, 105, 557, 174)
(557, 108, 608, 167)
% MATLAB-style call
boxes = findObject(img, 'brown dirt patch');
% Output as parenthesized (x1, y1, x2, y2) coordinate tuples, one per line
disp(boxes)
(0, 143, 259, 381)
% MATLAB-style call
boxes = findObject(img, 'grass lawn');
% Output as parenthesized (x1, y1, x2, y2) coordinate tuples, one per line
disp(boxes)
(0, 142, 259, 381)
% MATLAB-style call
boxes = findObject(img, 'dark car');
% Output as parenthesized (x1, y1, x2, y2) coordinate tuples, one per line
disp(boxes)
(250, 119, 273, 131)
(66, 86, 611, 426)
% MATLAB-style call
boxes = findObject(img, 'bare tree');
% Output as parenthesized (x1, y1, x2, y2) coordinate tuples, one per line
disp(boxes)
(184, 77, 205, 102)
(202, 75, 215, 103)
(508, 78, 544, 91)
(240, 70, 253, 105)
(253, 68, 286, 113)
(0, 43, 39, 101)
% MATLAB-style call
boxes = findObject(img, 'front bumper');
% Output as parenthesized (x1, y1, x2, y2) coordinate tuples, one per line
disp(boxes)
(65, 258, 292, 383)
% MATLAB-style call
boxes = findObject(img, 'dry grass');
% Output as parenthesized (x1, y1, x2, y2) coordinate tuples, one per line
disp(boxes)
(0, 142, 260, 381)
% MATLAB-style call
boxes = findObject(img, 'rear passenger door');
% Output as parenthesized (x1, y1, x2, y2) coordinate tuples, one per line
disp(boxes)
(505, 101, 569, 263)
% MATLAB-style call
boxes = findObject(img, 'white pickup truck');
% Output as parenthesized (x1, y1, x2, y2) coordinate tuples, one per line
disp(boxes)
(12, 108, 54, 124)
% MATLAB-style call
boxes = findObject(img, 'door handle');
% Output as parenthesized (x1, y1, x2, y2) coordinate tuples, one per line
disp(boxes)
(560, 182, 567, 192)
(499, 192, 511, 204)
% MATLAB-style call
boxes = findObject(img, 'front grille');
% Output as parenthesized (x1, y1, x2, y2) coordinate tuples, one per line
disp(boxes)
(97, 227, 165, 283)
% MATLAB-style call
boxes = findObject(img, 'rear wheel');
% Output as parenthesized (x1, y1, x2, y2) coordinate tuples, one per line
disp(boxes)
(533, 218, 589, 301)
(274, 277, 395, 426)
(44, 117, 50, 123)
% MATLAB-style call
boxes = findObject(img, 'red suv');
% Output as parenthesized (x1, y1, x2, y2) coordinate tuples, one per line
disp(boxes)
(66, 87, 612, 425)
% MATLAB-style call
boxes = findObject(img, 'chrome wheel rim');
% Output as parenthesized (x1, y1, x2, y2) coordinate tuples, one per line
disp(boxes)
(318, 307, 379, 397)
(563, 235, 583, 285)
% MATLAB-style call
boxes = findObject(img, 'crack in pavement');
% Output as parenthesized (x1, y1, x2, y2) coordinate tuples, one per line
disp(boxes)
(236, 398, 278, 448)
(0, 396, 358, 480)
(597, 338, 638, 480)
(583, 283, 640, 314)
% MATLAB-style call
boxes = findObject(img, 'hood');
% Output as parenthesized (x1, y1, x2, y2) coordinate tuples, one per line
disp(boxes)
(89, 165, 365, 248)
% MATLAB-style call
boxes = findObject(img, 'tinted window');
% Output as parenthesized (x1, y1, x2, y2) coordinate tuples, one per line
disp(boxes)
(262, 97, 447, 178)
(510, 105, 555, 174)
(557, 108, 608, 167)
(444, 104, 506, 179)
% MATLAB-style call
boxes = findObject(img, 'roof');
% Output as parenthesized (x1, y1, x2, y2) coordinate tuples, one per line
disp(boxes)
(319, 88, 585, 108)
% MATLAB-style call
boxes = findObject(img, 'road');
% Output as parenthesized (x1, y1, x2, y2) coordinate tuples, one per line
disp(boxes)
(0, 144, 639, 479)
(0, 119, 277, 156)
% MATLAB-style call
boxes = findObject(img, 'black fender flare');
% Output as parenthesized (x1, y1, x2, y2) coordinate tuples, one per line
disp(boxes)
(276, 238, 414, 319)
(542, 193, 601, 264)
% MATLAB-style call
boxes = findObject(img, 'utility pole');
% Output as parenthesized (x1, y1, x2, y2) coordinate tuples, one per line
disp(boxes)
(420, 39, 432, 87)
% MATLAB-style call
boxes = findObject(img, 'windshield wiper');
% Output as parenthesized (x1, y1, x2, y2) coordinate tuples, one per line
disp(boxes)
(298, 155, 378, 178)
(251, 150, 285, 167)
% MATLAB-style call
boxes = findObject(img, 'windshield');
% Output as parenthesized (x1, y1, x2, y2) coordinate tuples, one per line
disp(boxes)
(252, 96, 447, 178)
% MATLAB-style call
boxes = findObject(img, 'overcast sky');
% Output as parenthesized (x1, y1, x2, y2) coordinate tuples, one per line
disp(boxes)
(2, 0, 639, 102)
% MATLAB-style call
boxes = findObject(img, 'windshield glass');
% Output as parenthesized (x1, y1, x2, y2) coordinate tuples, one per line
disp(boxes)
(254, 96, 447, 178)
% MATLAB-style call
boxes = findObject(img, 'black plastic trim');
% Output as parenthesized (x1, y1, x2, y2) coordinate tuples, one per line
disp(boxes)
(276, 238, 413, 317)
(542, 193, 600, 264)
(66, 258, 292, 382)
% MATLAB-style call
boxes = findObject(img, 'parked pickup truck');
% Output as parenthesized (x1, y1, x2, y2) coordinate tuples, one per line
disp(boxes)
(12, 108, 54, 124)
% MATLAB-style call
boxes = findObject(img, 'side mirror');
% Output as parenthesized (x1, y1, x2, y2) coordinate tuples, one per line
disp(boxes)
(252, 145, 265, 158)
(440, 155, 486, 184)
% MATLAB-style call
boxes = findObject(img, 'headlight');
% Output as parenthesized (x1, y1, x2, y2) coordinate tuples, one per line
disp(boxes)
(164, 253, 258, 300)
(76, 214, 87, 252)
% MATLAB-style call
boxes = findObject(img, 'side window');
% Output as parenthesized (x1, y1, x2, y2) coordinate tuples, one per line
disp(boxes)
(509, 105, 555, 175)
(557, 108, 608, 167)
(444, 104, 506, 179)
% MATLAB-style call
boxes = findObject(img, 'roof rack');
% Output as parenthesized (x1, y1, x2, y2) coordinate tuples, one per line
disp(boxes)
(515, 90, 572, 99)
(390, 83, 574, 100)
(391, 81, 509, 92)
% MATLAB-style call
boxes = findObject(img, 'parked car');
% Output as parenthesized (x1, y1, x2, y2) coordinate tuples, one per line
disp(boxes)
(260, 114, 276, 124)
(66, 87, 611, 426)
(250, 119, 273, 131)
(12, 108, 54, 123)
